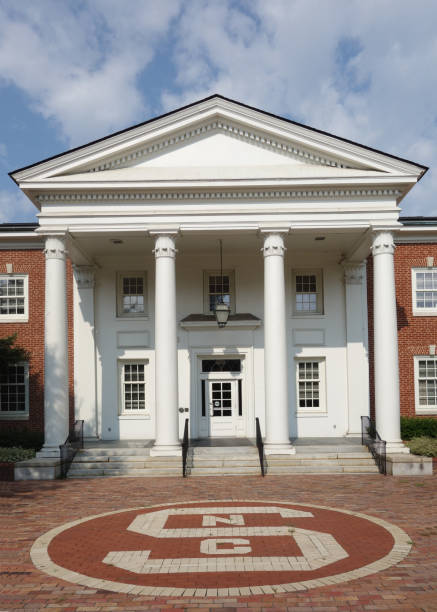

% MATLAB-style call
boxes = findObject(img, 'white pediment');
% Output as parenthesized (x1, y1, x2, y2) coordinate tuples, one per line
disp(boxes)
(11, 95, 426, 190)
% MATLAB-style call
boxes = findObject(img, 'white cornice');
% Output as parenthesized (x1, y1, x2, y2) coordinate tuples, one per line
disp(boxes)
(11, 97, 426, 183)
(34, 187, 402, 205)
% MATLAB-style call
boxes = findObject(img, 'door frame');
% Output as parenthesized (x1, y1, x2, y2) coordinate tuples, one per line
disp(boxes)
(189, 347, 254, 439)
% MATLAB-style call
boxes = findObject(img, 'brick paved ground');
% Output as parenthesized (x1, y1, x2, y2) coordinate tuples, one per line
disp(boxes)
(1, 473, 437, 611)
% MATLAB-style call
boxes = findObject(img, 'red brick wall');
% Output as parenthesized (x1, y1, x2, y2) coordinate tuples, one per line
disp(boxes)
(367, 243, 437, 420)
(0, 249, 74, 435)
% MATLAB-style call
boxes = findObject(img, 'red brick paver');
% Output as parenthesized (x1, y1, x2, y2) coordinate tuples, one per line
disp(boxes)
(1, 473, 437, 610)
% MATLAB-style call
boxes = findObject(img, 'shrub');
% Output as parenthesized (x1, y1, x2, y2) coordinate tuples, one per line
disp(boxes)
(406, 437, 437, 457)
(0, 447, 35, 463)
(401, 417, 437, 441)
(0, 430, 43, 450)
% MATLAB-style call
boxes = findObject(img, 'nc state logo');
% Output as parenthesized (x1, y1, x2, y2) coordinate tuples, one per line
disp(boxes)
(103, 506, 348, 574)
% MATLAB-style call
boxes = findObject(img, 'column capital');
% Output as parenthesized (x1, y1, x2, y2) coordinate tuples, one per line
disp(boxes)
(44, 235, 67, 261)
(343, 262, 365, 285)
(153, 234, 178, 259)
(261, 232, 287, 257)
(370, 231, 395, 256)
(73, 265, 96, 289)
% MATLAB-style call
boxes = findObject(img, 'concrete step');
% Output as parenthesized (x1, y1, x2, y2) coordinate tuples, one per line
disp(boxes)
(266, 464, 379, 474)
(190, 466, 261, 475)
(78, 448, 151, 457)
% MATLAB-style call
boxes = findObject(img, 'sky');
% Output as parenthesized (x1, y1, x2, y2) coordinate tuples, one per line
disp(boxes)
(0, 0, 436, 223)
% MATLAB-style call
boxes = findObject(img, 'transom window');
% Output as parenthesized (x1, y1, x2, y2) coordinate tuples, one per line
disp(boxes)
(414, 357, 437, 413)
(203, 270, 235, 315)
(0, 275, 28, 321)
(296, 358, 326, 413)
(202, 359, 241, 372)
(292, 270, 323, 315)
(412, 269, 437, 314)
(120, 362, 147, 413)
(0, 363, 29, 418)
(117, 272, 147, 317)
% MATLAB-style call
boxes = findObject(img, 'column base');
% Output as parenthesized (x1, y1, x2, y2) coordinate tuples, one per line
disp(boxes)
(264, 443, 296, 456)
(385, 440, 410, 455)
(150, 444, 182, 457)
(36, 446, 61, 459)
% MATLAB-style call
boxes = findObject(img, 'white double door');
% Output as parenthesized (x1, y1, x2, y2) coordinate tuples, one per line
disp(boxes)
(201, 373, 241, 437)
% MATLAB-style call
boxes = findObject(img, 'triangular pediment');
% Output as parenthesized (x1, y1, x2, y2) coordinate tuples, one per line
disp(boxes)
(10, 95, 426, 189)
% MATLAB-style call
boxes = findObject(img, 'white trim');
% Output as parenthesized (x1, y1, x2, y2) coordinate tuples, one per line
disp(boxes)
(0, 274, 29, 322)
(118, 360, 149, 416)
(203, 269, 235, 315)
(0, 362, 29, 419)
(414, 356, 437, 415)
(295, 357, 327, 415)
(291, 269, 323, 316)
(116, 271, 148, 318)
(411, 267, 437, 316)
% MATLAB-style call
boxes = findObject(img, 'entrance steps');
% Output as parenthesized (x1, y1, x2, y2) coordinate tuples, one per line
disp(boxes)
(67, 446, 181, 478)
(66, 439, 379, 478)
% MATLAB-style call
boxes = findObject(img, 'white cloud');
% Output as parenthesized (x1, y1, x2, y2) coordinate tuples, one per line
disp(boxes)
(0, 0, 182, 146)
(0, 190, 38, 223)
(161, 0, 437, 215)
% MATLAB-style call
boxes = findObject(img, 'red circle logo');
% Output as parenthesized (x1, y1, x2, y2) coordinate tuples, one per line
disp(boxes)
(31, 500, 411, 596)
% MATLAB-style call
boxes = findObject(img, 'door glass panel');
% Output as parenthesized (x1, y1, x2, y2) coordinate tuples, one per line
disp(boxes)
(209, 381, 234, 417)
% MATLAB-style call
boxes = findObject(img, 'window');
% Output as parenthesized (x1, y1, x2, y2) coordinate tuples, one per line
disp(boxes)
(203, 270, 235, 314)
(296, 358, 326, 413)
(120, 362, 147, 414)
(412, 268, 437, 315)
(0, 275, 28, 322)
(292, 270, 323, 315)
(414, 357, 437, 414)
(117, 272, 147, 317)
(0, 363, 29, 419)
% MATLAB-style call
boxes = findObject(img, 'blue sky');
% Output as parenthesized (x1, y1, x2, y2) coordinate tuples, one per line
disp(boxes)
(1, 0, 436, 222)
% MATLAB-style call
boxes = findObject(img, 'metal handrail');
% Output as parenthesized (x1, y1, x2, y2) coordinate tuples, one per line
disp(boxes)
(182, 418, 190, 477)
(255, 417, 267, 476)
(59, 419, 84, 478)
(361, 415, 386, 475)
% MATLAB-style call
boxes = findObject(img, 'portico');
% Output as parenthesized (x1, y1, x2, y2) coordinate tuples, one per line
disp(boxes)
(10, 95, 426, 460)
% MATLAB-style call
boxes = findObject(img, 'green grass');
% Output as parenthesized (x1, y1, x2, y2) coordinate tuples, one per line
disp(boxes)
(0, 447, 36, 463)
(406, 436, 437, 457)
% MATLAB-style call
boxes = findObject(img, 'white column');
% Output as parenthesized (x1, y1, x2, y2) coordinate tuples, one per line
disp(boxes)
(73, 266, 97, 438)
(343, 263, 370, 435)
(262, 233, 295, 454)
(371, 231, 409, 453)
(150, 234, 181, 456)
(37, 235, 69, 458)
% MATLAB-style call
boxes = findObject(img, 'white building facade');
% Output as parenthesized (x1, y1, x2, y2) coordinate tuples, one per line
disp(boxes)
(10, 96, 426, 457)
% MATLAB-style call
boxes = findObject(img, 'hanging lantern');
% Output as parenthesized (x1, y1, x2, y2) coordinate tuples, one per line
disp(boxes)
(214, 239, 230, 328)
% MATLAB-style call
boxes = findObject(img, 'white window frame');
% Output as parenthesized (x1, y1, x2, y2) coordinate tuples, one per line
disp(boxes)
(412, 268, 437, 316)
(116, 271, 148, 318)
(295, 357, 326, 414)
(203, 270, 235, 315)
(118, 360, 149, 417)
(0, 274, 29, 322)
(292, 269, 324, 316)
(414, 356, 437, 414)
(0, 361, 29, 420)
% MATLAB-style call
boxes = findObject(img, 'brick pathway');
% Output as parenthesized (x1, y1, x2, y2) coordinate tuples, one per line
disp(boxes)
(1, 473, 437, 611)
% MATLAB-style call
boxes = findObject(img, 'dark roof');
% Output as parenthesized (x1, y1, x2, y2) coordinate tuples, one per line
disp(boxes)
(9, 94, 428, 184)
(400, 217, 437, 226)
(0, 222, 38, 233)
(181, 313, 260, 322)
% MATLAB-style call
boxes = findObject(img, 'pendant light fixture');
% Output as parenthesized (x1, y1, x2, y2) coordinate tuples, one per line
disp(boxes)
(214, 239, 230, 328)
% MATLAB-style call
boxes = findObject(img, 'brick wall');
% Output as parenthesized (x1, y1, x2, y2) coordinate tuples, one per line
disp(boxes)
(0, 249, 74, 435)
(367, 243, 437, 420)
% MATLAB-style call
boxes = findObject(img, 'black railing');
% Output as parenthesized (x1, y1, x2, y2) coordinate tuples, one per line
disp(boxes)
(182, 418, 191, 477)
(361, 415, 386, 475)
(59, 420, 84, 478)
(255, 417, 267, 476)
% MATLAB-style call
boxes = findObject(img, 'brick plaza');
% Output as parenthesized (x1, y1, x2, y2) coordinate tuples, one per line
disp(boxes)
(1, 473, 436, 611)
